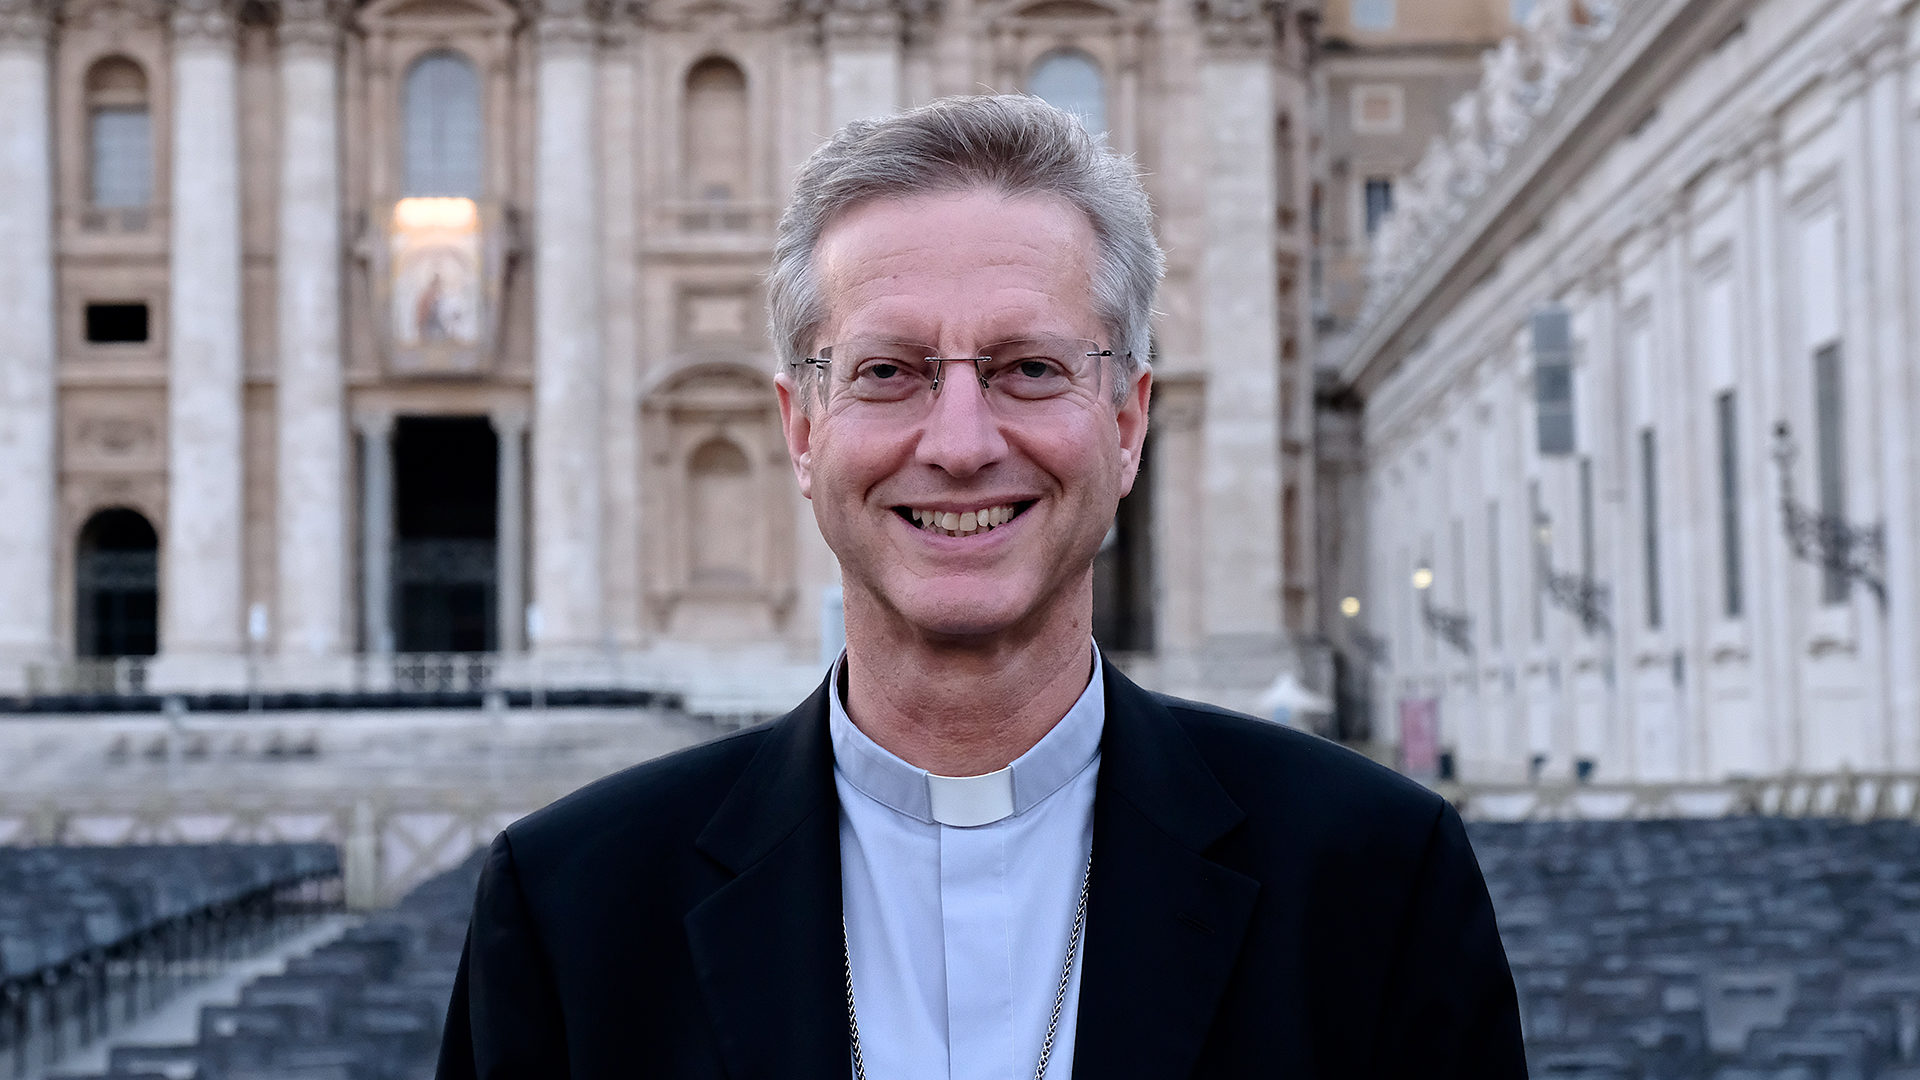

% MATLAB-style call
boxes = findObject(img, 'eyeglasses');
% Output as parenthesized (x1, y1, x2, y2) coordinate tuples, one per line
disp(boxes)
(794, 337, 1121, 421)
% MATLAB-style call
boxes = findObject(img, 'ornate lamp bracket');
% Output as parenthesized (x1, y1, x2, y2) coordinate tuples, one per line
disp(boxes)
(1772, 421, 1887, 607)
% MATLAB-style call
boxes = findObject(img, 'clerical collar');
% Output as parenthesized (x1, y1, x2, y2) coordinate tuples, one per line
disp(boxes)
(828, 645, 1105, 828)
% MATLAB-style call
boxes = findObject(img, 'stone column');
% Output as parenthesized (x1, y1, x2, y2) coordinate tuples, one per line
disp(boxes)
(1830, 56, 1884, 772)
(1193, 2, 1285, 677)
(1858, 29, 1917, 770)
(492, 410, 526, 653)
(598, 14, 643, 651)
(1742, 125, 1799, 774)
(164, 0, 246, 658)
(274, 0, 347, 659)
(0, 0, 58, 678)
(356, 411, 394, 655)
(530, 0, 603, 652)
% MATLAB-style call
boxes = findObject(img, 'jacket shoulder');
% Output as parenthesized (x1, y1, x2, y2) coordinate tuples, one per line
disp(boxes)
(1150, 691, 1446, 834)
(502, 720, 775, 871)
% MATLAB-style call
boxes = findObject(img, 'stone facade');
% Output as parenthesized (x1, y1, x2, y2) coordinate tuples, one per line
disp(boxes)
(0, 0, 1321, 712)
(1342, 0, 1920, 782)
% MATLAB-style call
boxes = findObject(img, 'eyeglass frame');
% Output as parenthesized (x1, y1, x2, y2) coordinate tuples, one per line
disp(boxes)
(788, 338, 1128, 405)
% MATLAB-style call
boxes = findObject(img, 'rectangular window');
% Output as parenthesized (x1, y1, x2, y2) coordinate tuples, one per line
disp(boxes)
(90, 106, 151, 209)
(1578, 457, 1595, 579)
(1352, 0, 1395, 31)
(1641, 427, 1662, 629)
(1716, 391, 1743, 617)
(1529, 480, 1545, 642)
(1815, 342, 1847, 604)
(85, 303, 149, 343)
(1487, 500, 1502, 647)
(1352, 86, 1404, 135)
(1363, 178, 1394, 236)
(1533, 306, 1576, 455)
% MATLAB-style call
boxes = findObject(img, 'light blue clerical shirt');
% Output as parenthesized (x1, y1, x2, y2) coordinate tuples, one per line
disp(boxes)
(830, 646, 1104, 1080)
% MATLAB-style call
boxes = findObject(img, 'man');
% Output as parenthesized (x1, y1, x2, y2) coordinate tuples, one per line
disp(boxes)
(437, 94, 1527, 1078)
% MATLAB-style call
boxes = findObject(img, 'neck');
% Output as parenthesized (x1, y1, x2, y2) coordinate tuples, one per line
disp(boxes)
(841, 595, 1096, 777)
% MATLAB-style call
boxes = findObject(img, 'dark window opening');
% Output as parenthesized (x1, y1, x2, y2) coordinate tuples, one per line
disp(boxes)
(86, 303, 149, 343)
(1093, 435, 1155, 653)
(1641, 427, 1662, 629)
(1716, 391, 1743, 617)
(1363, 177, 1394, 236)
(76, 508, 159, 658)
(1814, 342, 1847, 605)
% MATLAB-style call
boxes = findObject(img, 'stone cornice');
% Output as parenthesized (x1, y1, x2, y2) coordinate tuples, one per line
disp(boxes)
(788, 0, 938, 47)
(1338, 0, 1748, 399)
(533, 0, 602, 48)
(0, 0, 49, 47)
(171, 0, 236, 43)
(276, 0, 343, 52)
(1194, 0, 1284, 55)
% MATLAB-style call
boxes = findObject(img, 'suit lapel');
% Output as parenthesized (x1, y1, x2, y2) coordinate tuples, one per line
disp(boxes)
(686, 679, 848, 1080)
(1072, 668, 1262, 1080)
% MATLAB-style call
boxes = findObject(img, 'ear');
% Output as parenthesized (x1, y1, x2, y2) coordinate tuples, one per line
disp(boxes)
(1114, 367, 1151, 498)
(775, 370, 816, 499)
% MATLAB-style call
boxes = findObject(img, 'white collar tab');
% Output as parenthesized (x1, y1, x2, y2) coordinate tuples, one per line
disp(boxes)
(926, 767, 1017, 827)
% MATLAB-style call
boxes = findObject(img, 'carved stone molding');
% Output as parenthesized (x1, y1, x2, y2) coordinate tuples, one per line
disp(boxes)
(1194, 0, 1282, 54)
(533, 0, 602, 48)
(788, 0, 937, 47)
(276, 0, 344, 51)
(171, 0, 236, 43)
(0, 0, 50, 47)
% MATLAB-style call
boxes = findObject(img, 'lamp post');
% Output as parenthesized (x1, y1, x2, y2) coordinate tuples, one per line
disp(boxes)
(1413, 564, 1473, 655)
(1341, 595, 1390, 667)
(1771, 420, 1886, 606)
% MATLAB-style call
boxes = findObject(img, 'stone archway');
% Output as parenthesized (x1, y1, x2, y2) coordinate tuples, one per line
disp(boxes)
(75, 507, 159, 658)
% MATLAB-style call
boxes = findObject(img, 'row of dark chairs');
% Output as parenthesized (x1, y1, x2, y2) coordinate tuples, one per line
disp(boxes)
(0, 688, 681, 715)
(37, 818, 1920, 1079)
(65, 851, 482, 1080)
(1, 845, 343, 1080)
(1470, 818, 1920, 1079)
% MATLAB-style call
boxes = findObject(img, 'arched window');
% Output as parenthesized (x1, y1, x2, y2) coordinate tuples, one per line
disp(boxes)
(687, 438, 755, 585)
(85, 57, 152, 209)
(403, 50, 483, 198)
(76, 508, 159, 658)
(683, 56, 749, 202)
(1028, 49, 1106, 136)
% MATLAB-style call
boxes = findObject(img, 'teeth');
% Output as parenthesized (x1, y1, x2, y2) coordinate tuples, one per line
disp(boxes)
(906, 503, 1019, 537)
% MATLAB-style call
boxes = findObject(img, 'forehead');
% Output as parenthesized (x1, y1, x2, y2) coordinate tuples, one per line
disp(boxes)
(812, 188, 1101, 344)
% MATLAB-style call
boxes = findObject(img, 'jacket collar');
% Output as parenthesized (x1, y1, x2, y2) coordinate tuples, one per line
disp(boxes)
(1070, 663, 1262, 1079)
(683, 663, 1260, 1080)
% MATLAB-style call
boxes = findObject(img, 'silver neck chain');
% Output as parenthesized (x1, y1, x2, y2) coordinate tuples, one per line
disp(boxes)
(843, 849, 1094, 1080)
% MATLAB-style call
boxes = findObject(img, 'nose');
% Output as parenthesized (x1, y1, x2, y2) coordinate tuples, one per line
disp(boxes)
(913, 363, 1007, 478)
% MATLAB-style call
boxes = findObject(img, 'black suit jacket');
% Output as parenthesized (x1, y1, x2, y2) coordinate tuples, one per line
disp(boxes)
(436, 663, 1528, 1078)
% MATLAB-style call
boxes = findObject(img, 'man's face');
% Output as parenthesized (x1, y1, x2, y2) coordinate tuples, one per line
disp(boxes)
(776, 187, 1151, 644)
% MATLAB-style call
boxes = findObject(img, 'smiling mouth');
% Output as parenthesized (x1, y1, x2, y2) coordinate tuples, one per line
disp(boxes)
(892, 502, 1035, 538)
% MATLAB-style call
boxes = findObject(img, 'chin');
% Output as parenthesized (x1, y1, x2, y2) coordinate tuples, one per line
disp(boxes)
(881, 578, 1070, 643)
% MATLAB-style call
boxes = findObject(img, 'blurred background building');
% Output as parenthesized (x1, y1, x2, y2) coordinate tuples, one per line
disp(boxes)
(4, 0, 1920, 1074)
(0, 0, 1324, 715)
(1333, 0, 1920, 792)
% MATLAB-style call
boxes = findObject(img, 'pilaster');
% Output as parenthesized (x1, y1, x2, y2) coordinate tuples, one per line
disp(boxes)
(530, 0, 605, 652)
(792, 0, 935, 127)
(274, 0, 348, 657)
(164, 0, 247, 657)
(0, 0, 58, 676)
(1193, 0, 1286, 678)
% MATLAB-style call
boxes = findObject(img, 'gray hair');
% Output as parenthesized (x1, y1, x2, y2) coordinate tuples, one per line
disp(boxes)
(768, 94, 1163, 405)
